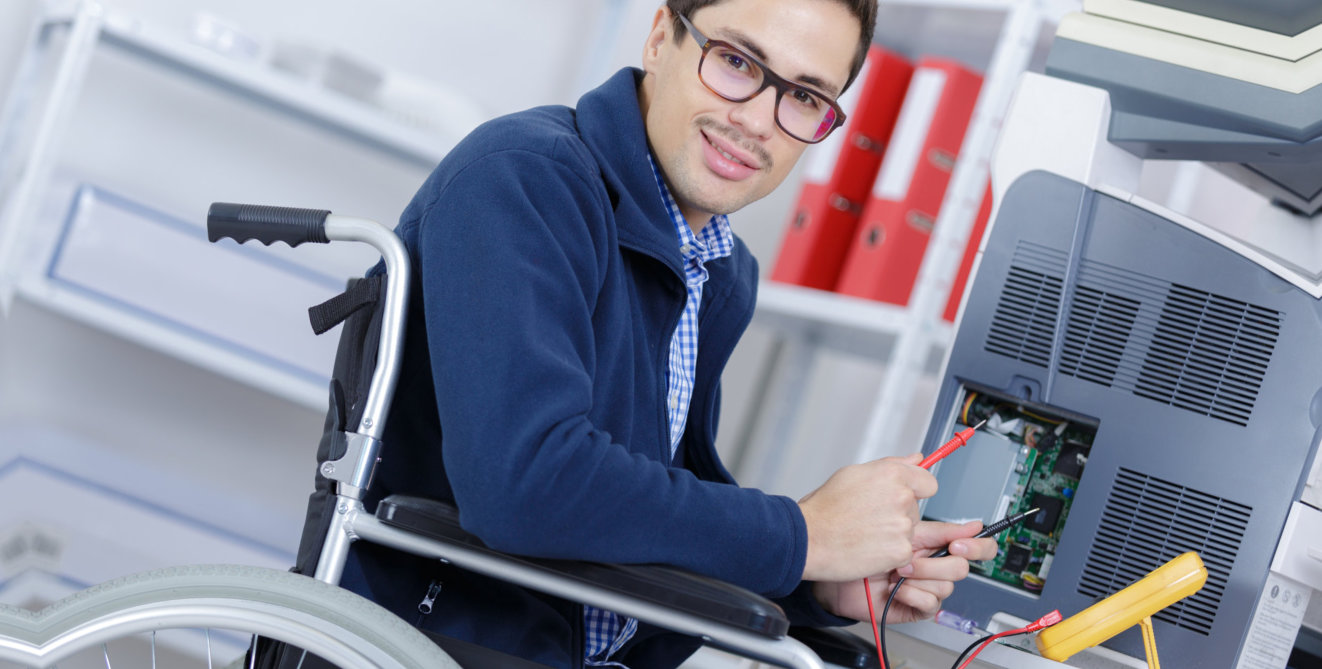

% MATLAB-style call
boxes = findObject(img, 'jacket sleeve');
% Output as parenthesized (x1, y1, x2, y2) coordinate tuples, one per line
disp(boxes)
(413, 142, 808, 598)
(775, 582, 856, 627)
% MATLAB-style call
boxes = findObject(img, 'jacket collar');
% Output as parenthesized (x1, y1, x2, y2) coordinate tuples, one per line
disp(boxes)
(575, 68, 684, 275)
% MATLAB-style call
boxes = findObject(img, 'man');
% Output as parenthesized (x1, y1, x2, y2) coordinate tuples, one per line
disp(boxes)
(337, 0, 998, 667)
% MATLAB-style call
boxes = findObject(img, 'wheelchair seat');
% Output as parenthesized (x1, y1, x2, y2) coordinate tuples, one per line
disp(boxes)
(376, 495, 788, 636)
(376, 495, 879, 668)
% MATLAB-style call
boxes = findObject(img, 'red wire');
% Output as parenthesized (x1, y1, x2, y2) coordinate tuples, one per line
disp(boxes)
(955, 610, 1061, 669)
(863, 577, 886, 669)
(956, 631, 1015, 669)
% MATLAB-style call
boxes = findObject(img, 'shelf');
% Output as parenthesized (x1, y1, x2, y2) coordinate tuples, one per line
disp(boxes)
(83, 10, 461, 169)
(881, 0, 1077, 14)
(753, 281, 951, 360)
(0, 3, 462, 410)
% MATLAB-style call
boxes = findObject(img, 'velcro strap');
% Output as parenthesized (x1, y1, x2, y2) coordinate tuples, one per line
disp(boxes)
(307, 275, 383, 335)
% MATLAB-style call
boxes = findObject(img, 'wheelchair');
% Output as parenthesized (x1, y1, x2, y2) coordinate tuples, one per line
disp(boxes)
(202, 202, 880, 669)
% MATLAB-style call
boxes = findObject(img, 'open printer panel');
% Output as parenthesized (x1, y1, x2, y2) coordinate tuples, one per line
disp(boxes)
(921, 170, 1322, 666)
(925, 383, 1099, 599)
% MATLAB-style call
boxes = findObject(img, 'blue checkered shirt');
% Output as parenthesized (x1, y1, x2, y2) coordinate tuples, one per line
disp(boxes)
(582, 157, 734, 667)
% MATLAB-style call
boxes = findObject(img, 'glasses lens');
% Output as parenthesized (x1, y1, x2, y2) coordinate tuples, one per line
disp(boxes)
(700, 44, 763, 100)
(778, 89, 836, 142)
(698, 41, 841, 143)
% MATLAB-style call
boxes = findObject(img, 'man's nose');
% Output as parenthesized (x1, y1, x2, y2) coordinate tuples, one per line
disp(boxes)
(728, 86, 778, 140)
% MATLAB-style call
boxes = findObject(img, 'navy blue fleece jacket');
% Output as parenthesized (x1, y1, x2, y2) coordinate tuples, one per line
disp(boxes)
(345, 67, 843, 669)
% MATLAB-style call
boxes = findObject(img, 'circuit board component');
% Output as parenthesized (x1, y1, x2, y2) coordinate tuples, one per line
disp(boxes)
(923, 387, 1097, 596)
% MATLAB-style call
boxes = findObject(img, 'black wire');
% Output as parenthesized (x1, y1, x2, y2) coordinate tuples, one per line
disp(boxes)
(878, 576, 903, 669)
(950, 632, 995, 669)
(948, 629, 1033, 669)
(879, 510, 1036, 667)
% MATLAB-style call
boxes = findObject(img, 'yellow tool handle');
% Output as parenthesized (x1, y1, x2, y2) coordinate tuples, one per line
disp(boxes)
(1036, 552, 1206, 662)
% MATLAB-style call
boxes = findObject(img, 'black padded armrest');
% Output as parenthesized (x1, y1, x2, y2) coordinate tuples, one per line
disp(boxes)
(788, 626, 879, 668)
(375, 494, 790, 638)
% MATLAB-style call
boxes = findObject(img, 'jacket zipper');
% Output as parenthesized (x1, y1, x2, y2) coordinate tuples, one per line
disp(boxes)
(417, 579, 443, 615)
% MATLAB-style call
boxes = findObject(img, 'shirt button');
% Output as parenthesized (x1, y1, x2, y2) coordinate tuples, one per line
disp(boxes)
(680, 244, 694, 255)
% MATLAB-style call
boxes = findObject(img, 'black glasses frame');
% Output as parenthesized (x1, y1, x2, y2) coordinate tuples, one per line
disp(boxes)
(677, 13, 847, 144)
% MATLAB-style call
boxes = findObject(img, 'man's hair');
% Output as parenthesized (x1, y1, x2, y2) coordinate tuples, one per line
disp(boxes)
(665, 0, 878, 93)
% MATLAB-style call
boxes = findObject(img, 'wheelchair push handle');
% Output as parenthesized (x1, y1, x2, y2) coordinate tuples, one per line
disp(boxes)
(205, 200, 410, 454)
(207, 202, 331, 247)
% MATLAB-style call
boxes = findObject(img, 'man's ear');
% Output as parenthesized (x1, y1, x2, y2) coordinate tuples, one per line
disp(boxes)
(641, 6, 674, 74)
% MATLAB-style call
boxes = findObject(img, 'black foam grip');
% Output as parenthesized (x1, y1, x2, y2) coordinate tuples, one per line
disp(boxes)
(207, 202, 331, 247)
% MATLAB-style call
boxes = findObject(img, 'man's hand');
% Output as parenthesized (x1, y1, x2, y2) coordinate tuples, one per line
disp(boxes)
(812, 520, 1000, 622)
(798, 454, 937, 582)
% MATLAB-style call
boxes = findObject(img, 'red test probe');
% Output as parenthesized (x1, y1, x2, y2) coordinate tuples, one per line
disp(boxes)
(866, 418, 990, 669)
(919, 419, 986, 469)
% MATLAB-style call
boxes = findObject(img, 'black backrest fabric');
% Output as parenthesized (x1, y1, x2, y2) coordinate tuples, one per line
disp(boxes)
(294, 274, 386, 576)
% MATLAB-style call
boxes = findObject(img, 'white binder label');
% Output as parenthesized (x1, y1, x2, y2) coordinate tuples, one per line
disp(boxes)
(1234, 572, 1311, 669)
(873, 67, 947, 202)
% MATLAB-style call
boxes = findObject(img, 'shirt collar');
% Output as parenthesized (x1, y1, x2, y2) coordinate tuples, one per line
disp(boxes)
(646, 154, 734, 264)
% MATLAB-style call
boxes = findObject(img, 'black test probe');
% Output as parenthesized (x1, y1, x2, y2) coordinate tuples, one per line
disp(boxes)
(877, 507, 1040, 669)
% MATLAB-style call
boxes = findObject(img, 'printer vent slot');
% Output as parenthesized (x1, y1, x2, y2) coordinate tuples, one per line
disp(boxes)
(984, 265, 1063, 369)
(1060, 285, 1139, 387)
(1132, 284, 1280, 427)
(1080, 468, 1251, 636)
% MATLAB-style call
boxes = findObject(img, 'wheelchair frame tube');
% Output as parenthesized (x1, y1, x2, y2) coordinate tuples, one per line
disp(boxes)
(348, 507, 827, 669)
(313, 494, 358, 585)
(323, 214, 409, 443)
(313, 214, 408, 584)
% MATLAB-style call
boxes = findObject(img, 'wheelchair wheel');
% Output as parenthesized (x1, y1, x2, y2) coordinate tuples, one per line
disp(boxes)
(0, 564, 459, 668)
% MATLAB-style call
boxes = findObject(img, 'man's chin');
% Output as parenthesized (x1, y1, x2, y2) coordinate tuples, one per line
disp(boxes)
(690, 178, 765, 215)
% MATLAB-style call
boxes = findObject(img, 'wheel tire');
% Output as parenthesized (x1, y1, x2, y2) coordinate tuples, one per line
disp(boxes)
(0, 564, 460, 668)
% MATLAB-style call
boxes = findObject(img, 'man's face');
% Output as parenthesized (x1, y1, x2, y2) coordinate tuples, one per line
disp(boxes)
(640, 0, 859, 226)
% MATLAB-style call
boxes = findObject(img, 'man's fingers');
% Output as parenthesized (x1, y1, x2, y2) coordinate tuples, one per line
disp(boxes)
(901, 459, 939, 499)
(896, 554, 971, 581)
(887, 579, 952, 617)
(800, 456, 941, 581)
(914, 520, 984, 549)
(948, 536, 999, 562)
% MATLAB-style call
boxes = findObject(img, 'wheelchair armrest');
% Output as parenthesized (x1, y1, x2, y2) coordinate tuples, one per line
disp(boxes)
(788, 626, 879, 669)
(375, 494, 789, 638)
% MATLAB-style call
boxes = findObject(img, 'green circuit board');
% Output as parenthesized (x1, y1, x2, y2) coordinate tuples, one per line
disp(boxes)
(951, 389, 1096, 595)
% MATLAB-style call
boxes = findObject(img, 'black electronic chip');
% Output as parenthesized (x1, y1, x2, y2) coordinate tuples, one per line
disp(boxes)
(1027, 494, 1064, 534)
(1003, 544, 1032, 574)
(1052, 442, 1089, 478)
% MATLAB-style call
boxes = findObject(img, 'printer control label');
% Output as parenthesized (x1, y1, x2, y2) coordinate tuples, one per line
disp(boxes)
(1235, 573, 1311, 669)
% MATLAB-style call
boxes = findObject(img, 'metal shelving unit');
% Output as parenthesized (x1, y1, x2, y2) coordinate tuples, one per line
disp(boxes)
(0, 0, 466, 409)
(742, 0, 1081, 485)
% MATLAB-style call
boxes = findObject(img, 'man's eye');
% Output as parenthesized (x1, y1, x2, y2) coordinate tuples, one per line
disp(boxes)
(790, 89, 822, 110)
(722, 52, 748, 72)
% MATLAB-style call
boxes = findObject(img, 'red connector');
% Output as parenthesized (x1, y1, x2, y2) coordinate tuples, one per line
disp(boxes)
(1028, 609, 1063, 631)
(954, 610, 1063, 669)
(919, 419, 986, 469)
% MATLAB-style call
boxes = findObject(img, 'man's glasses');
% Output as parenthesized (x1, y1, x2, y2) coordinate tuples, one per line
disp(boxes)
(678, 13, 846, 144)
